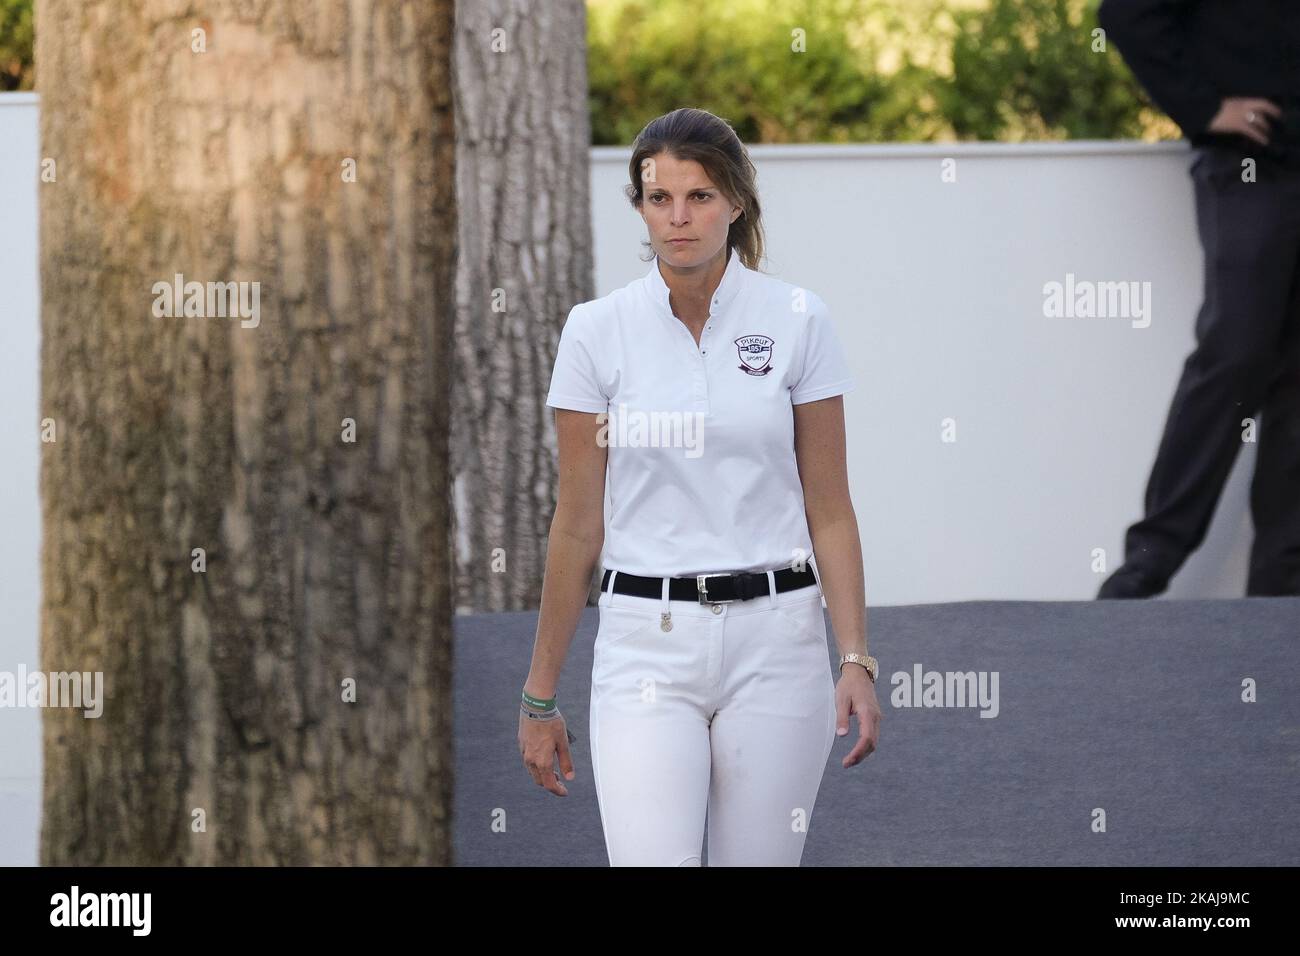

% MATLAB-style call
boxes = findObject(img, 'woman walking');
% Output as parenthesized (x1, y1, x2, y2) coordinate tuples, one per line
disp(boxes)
(519, 108, 881, 866)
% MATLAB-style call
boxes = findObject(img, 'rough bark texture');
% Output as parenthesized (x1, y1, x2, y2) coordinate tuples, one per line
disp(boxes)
(452, 0, 595, 613)
(38, 0, 457, 864)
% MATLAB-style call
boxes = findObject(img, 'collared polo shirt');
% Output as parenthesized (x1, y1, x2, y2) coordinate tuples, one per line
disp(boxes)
(545, 246, 856, 578)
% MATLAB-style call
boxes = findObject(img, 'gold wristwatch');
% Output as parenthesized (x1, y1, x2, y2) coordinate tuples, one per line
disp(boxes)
(839, 653, 878, 682)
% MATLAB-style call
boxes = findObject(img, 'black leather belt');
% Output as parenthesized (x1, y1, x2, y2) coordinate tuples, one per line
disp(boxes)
(601, 566, 817, 604)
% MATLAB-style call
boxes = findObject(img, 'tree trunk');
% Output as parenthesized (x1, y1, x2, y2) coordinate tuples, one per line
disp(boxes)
(451, 0, 595, 613)
(37, 0, 457, 865)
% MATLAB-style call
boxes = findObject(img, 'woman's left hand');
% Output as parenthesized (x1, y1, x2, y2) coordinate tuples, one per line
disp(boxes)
(835, 665, 882, 767)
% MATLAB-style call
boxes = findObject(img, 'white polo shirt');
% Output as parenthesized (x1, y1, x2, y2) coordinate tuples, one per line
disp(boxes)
(545, 246, 856, 578)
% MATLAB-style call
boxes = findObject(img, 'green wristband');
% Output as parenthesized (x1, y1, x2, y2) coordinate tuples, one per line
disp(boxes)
(522, 690, 556, 711)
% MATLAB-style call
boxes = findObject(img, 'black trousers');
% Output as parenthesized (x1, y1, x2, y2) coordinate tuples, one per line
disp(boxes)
(1122, 144, 1300, 595)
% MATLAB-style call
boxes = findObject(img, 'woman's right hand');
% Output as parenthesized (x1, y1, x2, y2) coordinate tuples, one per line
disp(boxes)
(519, 709, 576, 796)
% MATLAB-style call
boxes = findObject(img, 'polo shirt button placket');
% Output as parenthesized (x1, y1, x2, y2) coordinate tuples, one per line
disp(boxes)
(687, 306, 708, 406)
(702, 304, 716, 355)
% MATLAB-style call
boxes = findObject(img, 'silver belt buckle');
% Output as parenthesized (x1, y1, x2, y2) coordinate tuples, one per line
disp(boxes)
(696, 573, 736, 604)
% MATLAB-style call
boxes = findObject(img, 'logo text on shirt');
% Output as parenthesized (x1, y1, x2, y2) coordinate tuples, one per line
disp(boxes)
(735, 334, 774, 376)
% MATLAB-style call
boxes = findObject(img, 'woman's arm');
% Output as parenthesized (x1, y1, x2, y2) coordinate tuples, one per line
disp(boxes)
(523, 408, 609, 701)
(793, 395, 867, 662)
(795, 394, 880, 766)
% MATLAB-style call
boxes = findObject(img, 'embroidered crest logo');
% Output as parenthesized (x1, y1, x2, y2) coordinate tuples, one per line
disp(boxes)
(735, 334, 774, 376)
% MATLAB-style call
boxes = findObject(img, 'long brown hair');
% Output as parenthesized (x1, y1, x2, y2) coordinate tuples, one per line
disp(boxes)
(625, 108, 766, 271)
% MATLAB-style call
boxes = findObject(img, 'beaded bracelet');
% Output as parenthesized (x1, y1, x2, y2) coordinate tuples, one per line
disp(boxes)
(519, 703, 578, 745)
(520, 703, 561, 721)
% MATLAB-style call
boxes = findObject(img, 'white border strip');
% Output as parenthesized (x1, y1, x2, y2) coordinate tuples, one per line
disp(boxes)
(0, 93, 1191, 158)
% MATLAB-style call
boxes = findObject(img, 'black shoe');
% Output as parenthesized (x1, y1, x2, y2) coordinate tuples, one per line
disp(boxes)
(1096, 565, 1169, 599)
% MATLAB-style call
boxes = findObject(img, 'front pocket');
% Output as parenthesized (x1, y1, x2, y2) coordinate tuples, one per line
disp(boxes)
(736, 594, 833, 718)
(772, 592, 827, 645)
(591, 604, 673, 696)
(595, 605, 661, 648)
(1188, 146, 1210, 179)
(1190, 143, 1248, 189)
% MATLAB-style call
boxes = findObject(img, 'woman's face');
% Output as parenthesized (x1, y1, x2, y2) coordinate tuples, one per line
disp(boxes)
(637, 151, 741, 267)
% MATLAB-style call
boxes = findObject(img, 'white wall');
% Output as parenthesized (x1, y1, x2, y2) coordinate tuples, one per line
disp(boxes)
(0, 98, 1254, 864)
(0, 92, 42, 867)
(592, 141, 1255, 605)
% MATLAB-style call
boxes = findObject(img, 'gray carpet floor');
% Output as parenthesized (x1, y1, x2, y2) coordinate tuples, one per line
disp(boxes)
(454, 597, 1300, 866)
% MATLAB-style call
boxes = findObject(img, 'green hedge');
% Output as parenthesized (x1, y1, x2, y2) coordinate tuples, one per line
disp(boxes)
(1, 0, 33, 92)
(589, 0, 1174, 143)
(1, 0, 1174, 142)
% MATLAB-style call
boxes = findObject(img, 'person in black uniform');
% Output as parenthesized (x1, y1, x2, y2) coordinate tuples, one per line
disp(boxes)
(1096, 0, 1300, 598)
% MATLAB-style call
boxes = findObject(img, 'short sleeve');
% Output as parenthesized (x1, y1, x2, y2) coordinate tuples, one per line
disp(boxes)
(545, 304, 609, 413)
(790, 295, 856, 404)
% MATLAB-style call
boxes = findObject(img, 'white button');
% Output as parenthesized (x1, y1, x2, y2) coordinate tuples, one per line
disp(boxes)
(711, 604, 722, 614)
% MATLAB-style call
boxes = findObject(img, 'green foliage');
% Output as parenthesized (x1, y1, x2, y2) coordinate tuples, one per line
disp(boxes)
(941, 0, 1154, 140)
(1, 0, 33, 91)
(0, 0, 1171, 140)
(587, 0, 932, 144)
(588, 0, 1173, 144)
